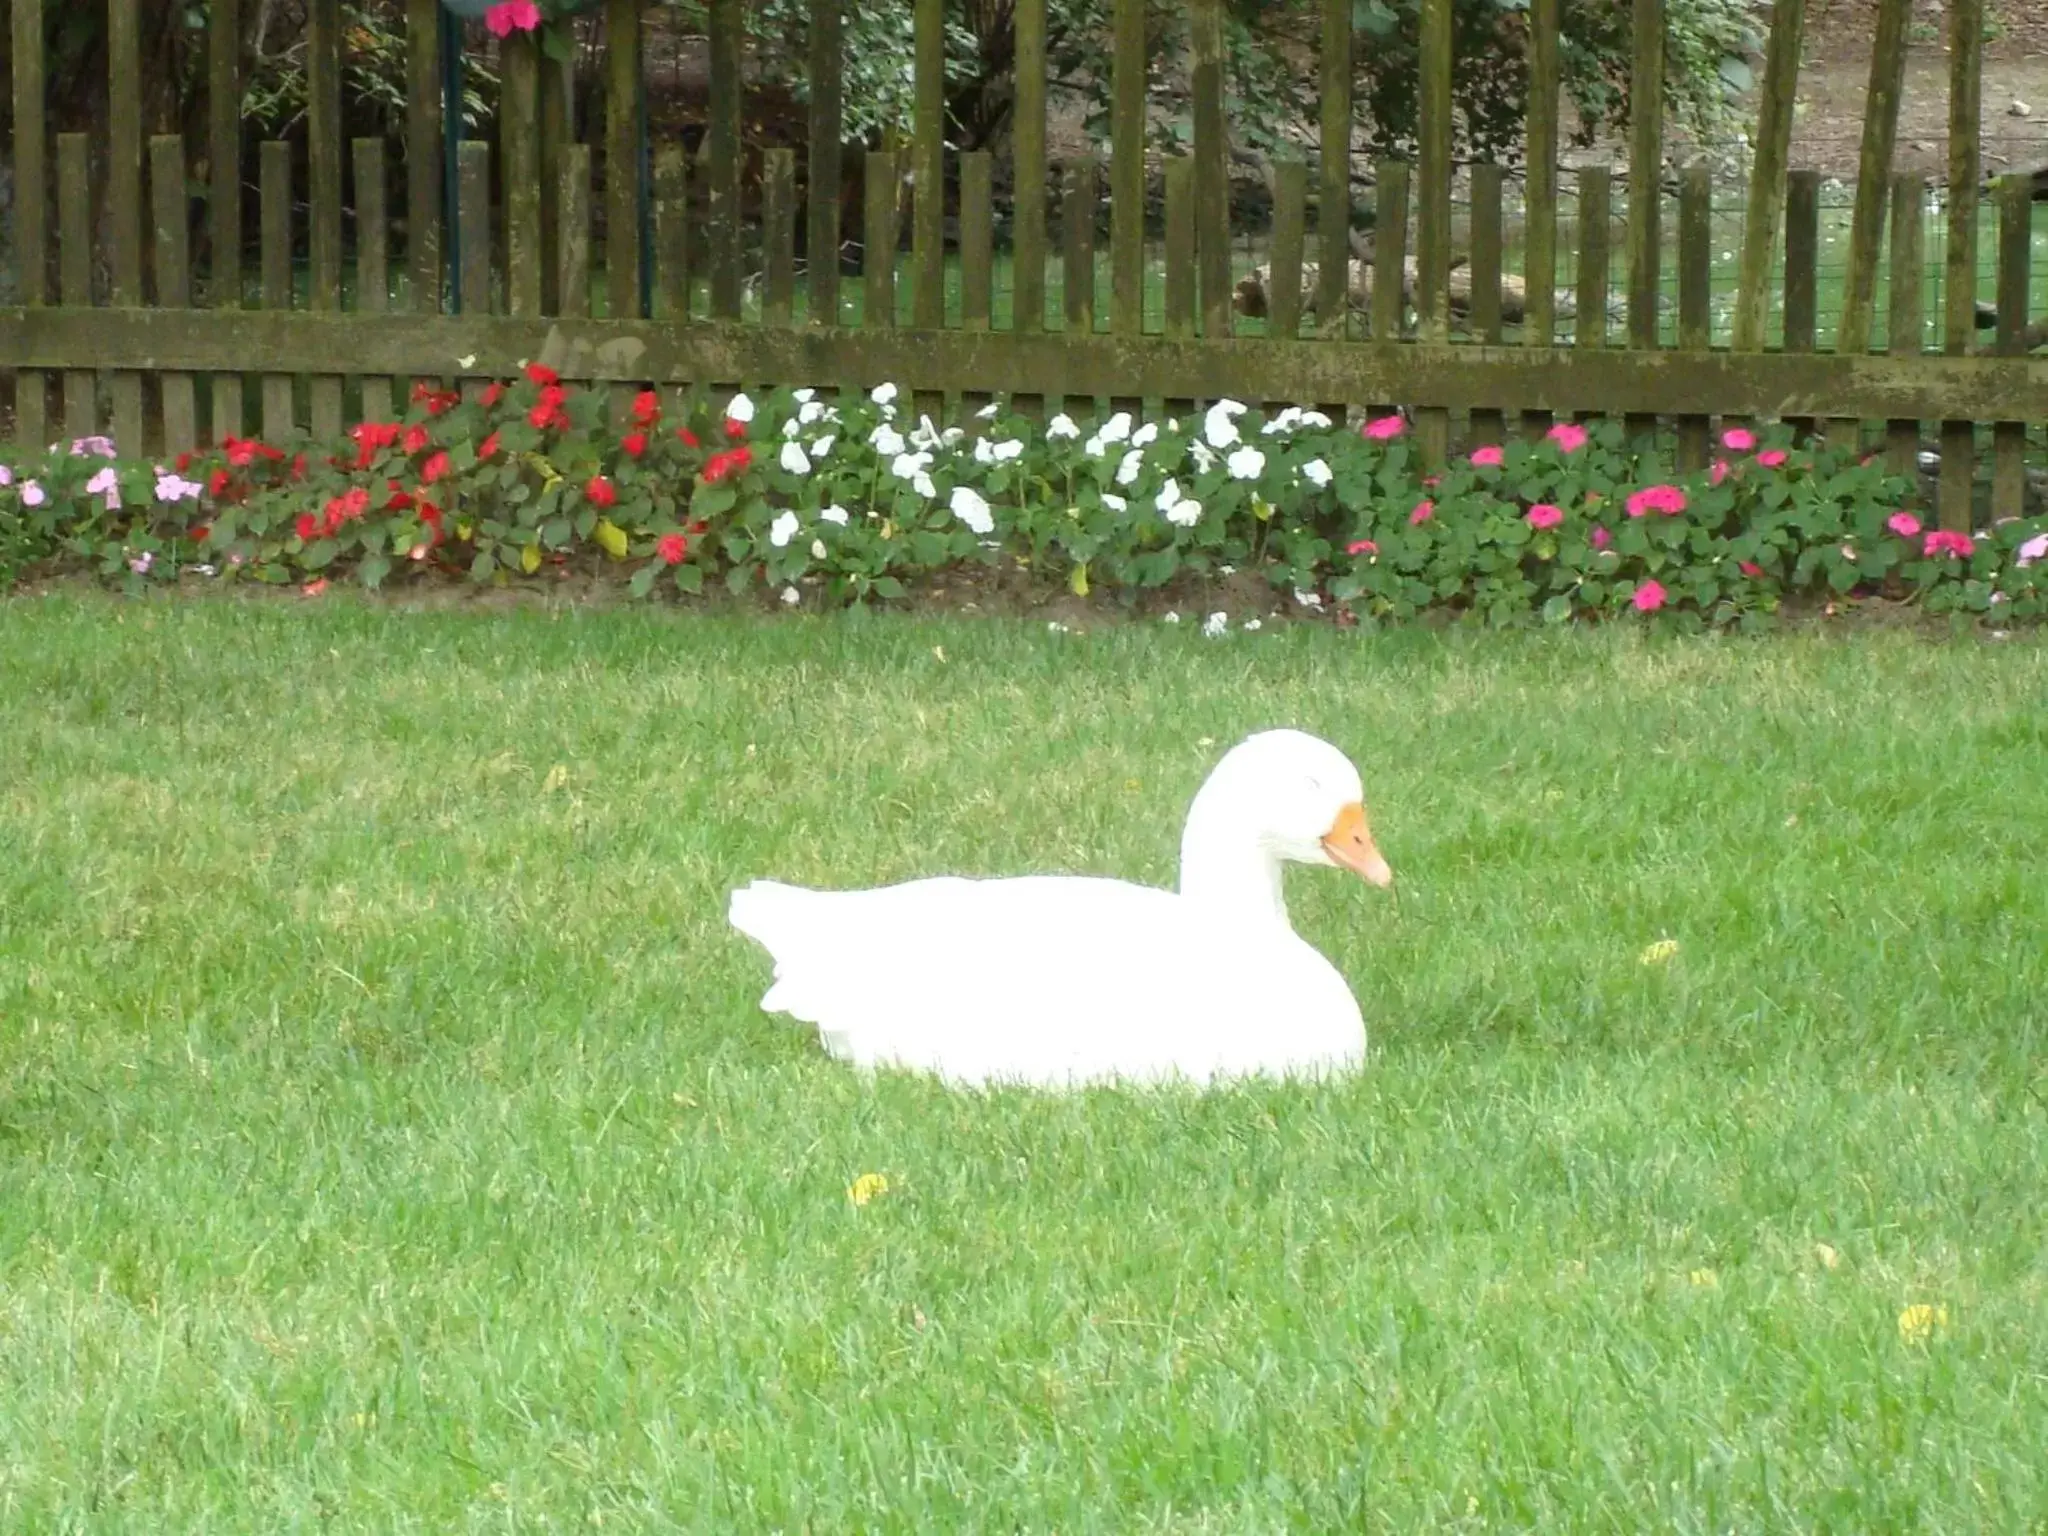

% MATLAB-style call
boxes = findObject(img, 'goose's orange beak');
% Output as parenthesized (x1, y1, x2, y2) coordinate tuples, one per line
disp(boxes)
(1322, 801, 1393, 887)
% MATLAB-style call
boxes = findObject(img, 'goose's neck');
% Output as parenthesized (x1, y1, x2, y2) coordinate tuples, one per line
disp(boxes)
(1178, 788, 1291, 926)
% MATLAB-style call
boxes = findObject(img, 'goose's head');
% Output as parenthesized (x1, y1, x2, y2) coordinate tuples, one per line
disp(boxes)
(1189, 729, 1394, 889)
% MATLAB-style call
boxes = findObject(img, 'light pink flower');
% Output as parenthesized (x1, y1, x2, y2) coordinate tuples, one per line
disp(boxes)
(1526, 503, 1563, 530)
(1710, 459, 1731, 486)
(1631, 579, 1667, 612)
(1469, 444, 1505, 468)
(1547, 422, 1589, 453)
(1409, 499, 1435, 526)
(1625, 484, 1687, 519)
(1757, 449, 1788, 468)
(1922, 529, 1973, 559)
(1362, 415, 1405, 441)
(2018, 532, 2048, 567)
(86, 466, 121, 509)
(1721, 427, 1756, 452)
(1886, 511, 1922, 539)
(21, 479, 46, 507)
(485, 0, 541, 36)
(1590, 524, 1612, 550)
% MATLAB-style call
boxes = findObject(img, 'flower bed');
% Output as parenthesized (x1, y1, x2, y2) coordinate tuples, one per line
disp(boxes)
(6, 369, 2047, 627)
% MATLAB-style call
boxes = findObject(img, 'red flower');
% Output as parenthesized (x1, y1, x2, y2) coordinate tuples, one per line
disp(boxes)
(350, 419, 402, 468)
(422, 451, 452, 484)
(1739, 560, 1765, 578)
(403, 424, 431, 455)
(1631, 579, 1667, 613)
(208, 468, 232, 497)
(524, 362, 559, 386)
(687, 519, 709, 536)
(291, 452, 308, 481)
(482, 381, 505, 408)
(723, 418, 749, 440)
(419, 500, 443, 527)
(585, 474, 618, 508)
(657, 533, 688, 565)
(622, 431, 648, 458)
(479, 432, 501, 461)
(1922, 529, 1974, 559)
(302, 577, 329, 598)
(632, 390, 661, 425)
(192, 523, 210, 542)
(224, 436, 260, 468)
(174, 451, 193, 472)
(385, 480, 415, 511)
(676, 426, 700, 449)
(702, 446, 754, 484)
(295, 512, 320, 541)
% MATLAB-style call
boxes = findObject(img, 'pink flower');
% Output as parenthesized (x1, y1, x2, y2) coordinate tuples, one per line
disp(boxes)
(1361, 415, 1405, 441)
(1409, 499, 1435, 526)
(1526, 503, 1563, 530)
(2018, 532, 2048, 567)
(1721, 427, 1756, 453)
(1347, 538, 1378, 556)
(1625, 484, 1687, 519)
(1590, 525, 1612, 550)
(1922, 529, 1974, 559)
(1546, 422, 1589, 453)
(1739, 561, 1765, 578)
(1757, 449, 1788, 468)
(1886, 511, 1923, 539)
(1710, 459, 1731, 486)
(1631, 579, 1667, 613)
(485, 0, 541, 35)
(1469, 444, 1505, 468)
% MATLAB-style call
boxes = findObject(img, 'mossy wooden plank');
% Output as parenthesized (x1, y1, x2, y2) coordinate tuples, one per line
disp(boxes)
(1412, 0, 1452, 463)
(1372, 160, 1409, 344)
(207, 0, 243, 439)
(1785, 169, 1821, 444)
(1991, 175, 2029, 523)
(539, 57, 570, 315)
(807, 0, 843, 327)
(1469, 163, 1505, 447)
(560, 145, 593, 321)
(912, 0, 946, 330)
(606, 0, 642, 324)
(864, 151, 900, 332)
(1317, 0, 1351, 339)
(305, 0, 343, 439)
(12, 310, 2045, 424)
(13, 0, 50, 451)
(1731, 0, 1799, 352)
(1938, 0, 1982, 532)
(1574, 166, 1609, 352)
(1885, 171, 1925, 475)
(151, 135, 198, 454)
(259, 140, 294, 440)
(1674, 161, 1710, 468)
(764, 149, 798, 328)
(458, 139, 491, 402)
(1163, 156, 1196, 415)
(405, 0, 441, 317)
(502, 34, 542, 320)
(1626, 0, 1663, 351)
(960, 150, 994, 418)
(1013, 0, 1048, 338)
(1270, 159, 1307, 344)
(57, 135, 95, 437)
(1190, 0, 1231, 340)
(354, 138, 394, 423)
(107, 0, 144, 450)
(1838, 0, 1910, 358)
(1521, 0, 1559, 440)
(655, 147, 690, 321)
(1063, 156, 1099, 336)
(707, 0, 743, 319)
(1110, 0, 1146, 340)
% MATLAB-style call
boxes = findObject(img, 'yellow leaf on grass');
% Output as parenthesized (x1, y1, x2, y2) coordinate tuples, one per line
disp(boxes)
(1070, 562, 1090, 597)
(594, 519, 629, 559)
(520, 543, 542, 574)
(1639, 938, 1679, 965)
(847, 1172, 889, 1207)
(1898, 1303, 1949, 1343)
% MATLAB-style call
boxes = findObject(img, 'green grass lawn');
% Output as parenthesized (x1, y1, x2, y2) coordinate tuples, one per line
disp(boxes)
(3, 594, 2046, 1529)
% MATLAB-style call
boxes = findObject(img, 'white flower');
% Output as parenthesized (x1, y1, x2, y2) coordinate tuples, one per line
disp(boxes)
(725, 391, 756, 424)
(1047, 413, 1081, 440)
(1219, 563, 1236, 575)
(1047, 620, 1071, 634)
(991, 438, 1023, 462)
(820, 504, 850, 525)
(912, 471, 937, 499)
(871, 424, 906, 456)
(1189, 441, 1218, 473)
(941, 426, 964, 447)
(798, 399, 830, 426)
(1226, 445, 1265, 480)
(769, 510, 801, 547)
(1102, 493, 1127, 513)
(1116, 449, 1144, 486)
(1243, 618, 1263, 632)
(1131, 422, 1159, 449)
(1166, 497, 1204, 527)
(870, 382, 899, 406)
(1100, 411, 1134, 444)
(974, 437, 996, 464)
(1203, 399, 1247, 448)
(950, 485, 994, 533)
(779, 441, 812, 475)
(1301, 457, 1333, 488)
(1155, 478, 1184, 515)
(889, 450, 933, 481)
(1202, 611, 1230, 638)
(1262, 406, 1303, 436)
(1083, 434, 1109, 458)
(793, 387, 816, 403)
(811, 538, 828, 559)
(1162, 610, 1181, 624)
(976, 400, 1001, 419)
(1294, 588, 1324, 609)
(782, 418, 803, 438)
(781, 584, 801, 605)
(1298, 410, 1332, 428)
(910, 414, 943, 449)
(809, 434, 836, 459)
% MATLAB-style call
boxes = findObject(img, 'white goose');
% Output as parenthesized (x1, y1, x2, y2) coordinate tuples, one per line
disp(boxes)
(728, 729, 1394, 1087)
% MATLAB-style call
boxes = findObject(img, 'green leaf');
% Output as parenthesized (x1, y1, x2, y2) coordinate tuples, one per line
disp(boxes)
(629, 564, 658, 598)
(358, 553, 392, 590)
(674, 563, 705, 594)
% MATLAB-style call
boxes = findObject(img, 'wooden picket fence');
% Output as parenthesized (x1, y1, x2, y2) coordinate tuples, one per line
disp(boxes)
(3, 0, 2045, 530)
